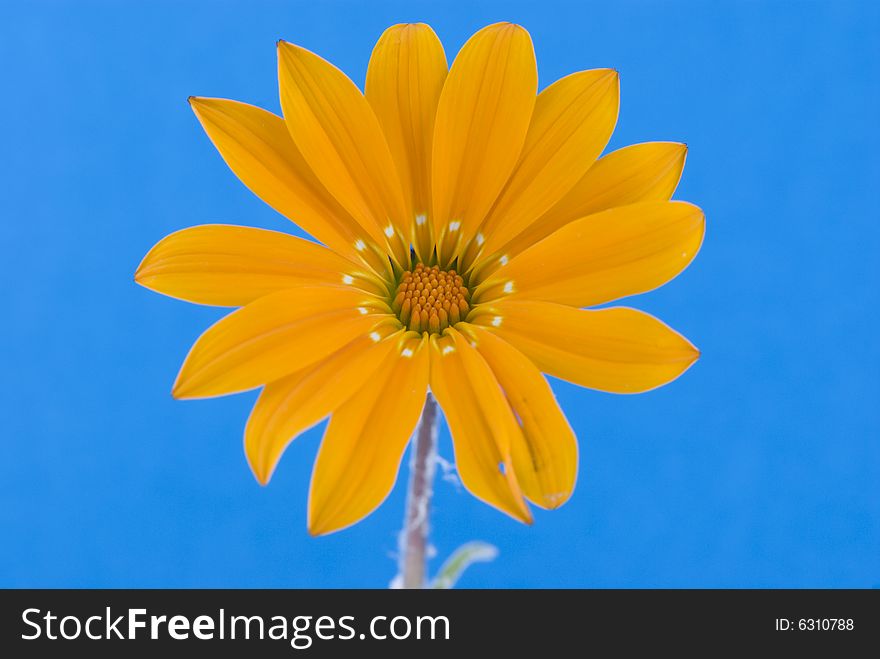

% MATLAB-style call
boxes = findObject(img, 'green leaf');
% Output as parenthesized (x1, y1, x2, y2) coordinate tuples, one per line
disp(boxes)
(430, 541, 499, 589)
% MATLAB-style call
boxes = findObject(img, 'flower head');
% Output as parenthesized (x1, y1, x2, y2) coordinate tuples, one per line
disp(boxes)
(136, 23, 703, 535)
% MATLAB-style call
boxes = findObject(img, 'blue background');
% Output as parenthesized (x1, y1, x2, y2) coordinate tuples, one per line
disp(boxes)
(1, 0, 877, 588)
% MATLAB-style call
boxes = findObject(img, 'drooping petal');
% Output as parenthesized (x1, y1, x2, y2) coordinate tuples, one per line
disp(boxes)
(308, 334, 430, 535)
(429, 329, 532, 523)
(503, 141, 688, 256)
(474, 201, 705, 308)
(277, 40, 410, 265)
(366, 23, 447, 262)
(431, 23, 537, 264)
(245, 326, 403, 485)
(460, 324, 577, 509)
(474, 69, 619, 263)
(188, 97, 373, 263)
(173, 286, 389, 399)
(135, 224, 388, 306)
(471, 301, 699, 394)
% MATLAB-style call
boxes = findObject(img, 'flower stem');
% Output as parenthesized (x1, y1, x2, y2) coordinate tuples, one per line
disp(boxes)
(398, 392, 439, 589)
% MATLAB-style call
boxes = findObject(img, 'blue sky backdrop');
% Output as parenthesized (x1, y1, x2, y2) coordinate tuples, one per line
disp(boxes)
(1, 0, 877, 587)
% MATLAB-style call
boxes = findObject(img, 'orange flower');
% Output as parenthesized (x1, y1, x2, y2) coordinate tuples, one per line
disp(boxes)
(136, 23, 703, 535)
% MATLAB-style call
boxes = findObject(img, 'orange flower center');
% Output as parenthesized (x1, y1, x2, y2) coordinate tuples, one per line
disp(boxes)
(391, 263, 471, 334)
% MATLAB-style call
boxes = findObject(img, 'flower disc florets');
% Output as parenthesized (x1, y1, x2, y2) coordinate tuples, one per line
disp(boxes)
(391, 263, 470, 333)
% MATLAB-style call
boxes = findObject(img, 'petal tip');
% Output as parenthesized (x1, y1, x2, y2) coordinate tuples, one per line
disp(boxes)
(133, 248, 154, 284)
(171, 372, 196, 400)
(277, 39, 295, 58)
(188, 96, 210, 118)
(675, 142, 689, 162)
(277, 39, 299, 56)
(506, 22, 532, 40)
(604, 68, 621, 90)
(246, 454, 272, 486)
(541, 491, 573, 510)
(673, 199, 705, 219)
(133, 272, 153, 292)
(188, 95, 211, 108)
(306, 516, 335, 537)
(679, 341, 701, 371)
(307, 496, 341, 537)
(484, 21, 530, 38)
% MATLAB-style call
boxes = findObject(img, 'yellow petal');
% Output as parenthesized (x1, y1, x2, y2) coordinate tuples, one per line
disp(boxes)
(429, 329, 532, 523)
(431, 23, 537, 264)
(245, 326, 402, 485)
(474, 69, 619, 263)
(474, 201, 705, 308)
(173, 286, 390, 399)
(471, 301, 699, 394)
(308, 334, 430, 535)
(135, 224, 388, 307)
(188, 97, 373, 263)
(277, 40, 410, 266)
(460, 324, 577, 509)
(366, 23, 448, 262)
(504, 141, 688, 256)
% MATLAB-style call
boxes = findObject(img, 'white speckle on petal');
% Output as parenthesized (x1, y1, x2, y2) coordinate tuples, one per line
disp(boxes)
(503, 281, 515, 294)
(475, 232, 485, 246)
(369, 332, 382, 343)
(357, 307, 368, 315)
(499, 254, 509, 266)
(384, 224, 395, 238)
(442, 345, 455, 355)
(415, 214, 427, 226)
(543, 492, 567, 507)
(342, 274, 354, 285)
(491, 316, 503, 327)
(401, 347, 414, 358)
(448, 221, 461, 232)
(354, 239, 366, 251)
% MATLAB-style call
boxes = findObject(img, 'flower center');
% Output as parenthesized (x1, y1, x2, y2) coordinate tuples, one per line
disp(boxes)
(391, 263, 470, 334)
